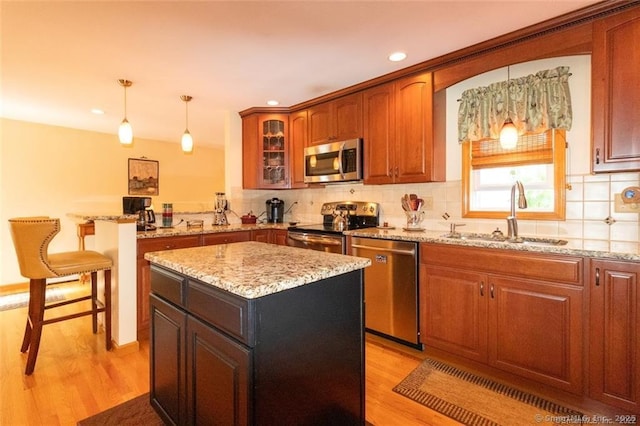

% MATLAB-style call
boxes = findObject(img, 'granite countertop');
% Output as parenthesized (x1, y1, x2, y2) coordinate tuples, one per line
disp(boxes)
(137, 222, 291, 238)
(144, 241, 371, 299)
(345, 227, 640, 262)
(67, 213, 138, 222)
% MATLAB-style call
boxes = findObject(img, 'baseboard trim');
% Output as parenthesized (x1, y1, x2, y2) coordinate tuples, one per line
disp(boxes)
(111, 339, 140, 355)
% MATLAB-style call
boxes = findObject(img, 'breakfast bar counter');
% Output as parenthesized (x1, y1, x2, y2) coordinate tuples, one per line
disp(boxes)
(145, 242, 370, 425)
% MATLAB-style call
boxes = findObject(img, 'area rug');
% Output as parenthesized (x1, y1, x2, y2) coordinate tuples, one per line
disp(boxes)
(393, 358, 584, 426)
(77, 393, 163, 426)
(0, 287, 65, 311)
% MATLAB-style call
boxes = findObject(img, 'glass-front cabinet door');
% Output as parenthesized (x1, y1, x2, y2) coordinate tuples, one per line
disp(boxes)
(261, 118, 287, 186)
(241, 112, 289, 189)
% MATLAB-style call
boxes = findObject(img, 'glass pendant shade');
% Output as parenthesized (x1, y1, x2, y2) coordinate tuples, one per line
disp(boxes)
(180, 95, 193, 153)
(181, 130, 193, 153)
(119, 118, 133, 145)
(118, 79, 133, 145)
(499, 117, 518, 149)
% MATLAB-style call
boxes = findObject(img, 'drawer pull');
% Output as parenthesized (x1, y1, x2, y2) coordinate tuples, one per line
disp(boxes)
(480, 282, 484, 297)
(595, 267, 600, 286)
(490, 283, 495, 299)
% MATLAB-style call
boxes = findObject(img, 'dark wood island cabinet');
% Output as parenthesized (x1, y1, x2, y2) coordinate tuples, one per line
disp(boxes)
(145, 242, 370, 425)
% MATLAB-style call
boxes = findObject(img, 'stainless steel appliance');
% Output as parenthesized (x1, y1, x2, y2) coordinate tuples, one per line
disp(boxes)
(304, 139, 362, 184)
(351, 237, 421, 348)
(266, 198, 284, 223)
(213, 192, 229, 226)
(287, 201, 379, 254)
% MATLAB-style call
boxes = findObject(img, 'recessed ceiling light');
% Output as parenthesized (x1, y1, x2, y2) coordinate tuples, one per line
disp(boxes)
(388, 52, 407, 62)
(91, 108, 105, 115)
(267, 100, 279, 106)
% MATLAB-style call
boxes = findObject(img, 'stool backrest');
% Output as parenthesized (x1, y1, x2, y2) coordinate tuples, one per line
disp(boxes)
(8, 217, 60, 279)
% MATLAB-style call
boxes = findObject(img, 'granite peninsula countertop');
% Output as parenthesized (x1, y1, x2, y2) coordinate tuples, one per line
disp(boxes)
(345, 227, 640, 262)
(67, 213, 138, 222)
(144, 241, 371, 299)
(137, 223, 291, 239)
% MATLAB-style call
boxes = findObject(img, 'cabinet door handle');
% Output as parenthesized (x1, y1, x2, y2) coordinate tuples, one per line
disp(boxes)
(490, 283, 495, 299)
(595, 148, 600, 165)
(595, 267, 600, 286)
(480, 281, 484, 297)
(389, 168, 394, 177)
(395, 167, 399, 177)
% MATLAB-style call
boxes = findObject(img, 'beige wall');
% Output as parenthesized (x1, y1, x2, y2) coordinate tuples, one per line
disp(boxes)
(1, 118, 225, 285)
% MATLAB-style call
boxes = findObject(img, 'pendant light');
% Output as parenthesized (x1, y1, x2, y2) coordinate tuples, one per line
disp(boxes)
(118, 79, 133, 145)
(180, 95, 193, 153)
(499, 67, 518, 149)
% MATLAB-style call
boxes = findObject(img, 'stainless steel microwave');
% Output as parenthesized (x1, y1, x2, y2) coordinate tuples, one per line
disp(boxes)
(304, 138, 362, 183)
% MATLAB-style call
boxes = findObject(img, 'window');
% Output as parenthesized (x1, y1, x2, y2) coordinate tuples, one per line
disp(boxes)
(462, 129, 566, 220)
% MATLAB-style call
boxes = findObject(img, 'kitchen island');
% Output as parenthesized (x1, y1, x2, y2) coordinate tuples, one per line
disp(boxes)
(145, 241, 370, 425)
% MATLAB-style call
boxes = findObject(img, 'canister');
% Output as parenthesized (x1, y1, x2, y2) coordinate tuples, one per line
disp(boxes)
(162, 203, 173, 227)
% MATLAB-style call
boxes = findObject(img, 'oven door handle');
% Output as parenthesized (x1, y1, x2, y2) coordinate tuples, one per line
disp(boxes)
(288, 234, 342, 246)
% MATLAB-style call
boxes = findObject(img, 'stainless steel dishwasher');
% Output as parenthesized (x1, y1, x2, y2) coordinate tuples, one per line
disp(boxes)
(351, 237, 420, 348)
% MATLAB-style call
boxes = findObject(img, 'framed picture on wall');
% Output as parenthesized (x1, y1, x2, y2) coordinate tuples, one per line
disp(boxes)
(128, 158, 159, 195)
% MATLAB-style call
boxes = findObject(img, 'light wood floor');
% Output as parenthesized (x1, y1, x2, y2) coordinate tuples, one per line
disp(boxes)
(0, 281, 458, 426)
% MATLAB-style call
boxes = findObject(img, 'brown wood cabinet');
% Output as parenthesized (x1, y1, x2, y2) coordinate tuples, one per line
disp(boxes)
(251, 229, 271, 244)
(242, 113, 290, 189)
(137, 235, 201, 333)
(363, 72, 445, 184)
(362, 82, 395, 184)
(272, 229, 288, 246)
(202, 230, 251, 246)
(307, 93, 362, 145)
(420, 243, 584, 394)
(592, 7, 640, 173)
(589, 258, 640, 412)
(289, 109, 308, 188)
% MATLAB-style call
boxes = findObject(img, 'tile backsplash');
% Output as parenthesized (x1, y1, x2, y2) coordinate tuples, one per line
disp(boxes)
(225, 172, 640, 254)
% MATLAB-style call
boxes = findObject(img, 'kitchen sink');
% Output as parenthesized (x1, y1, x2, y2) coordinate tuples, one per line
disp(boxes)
(440, 232, 568, 247)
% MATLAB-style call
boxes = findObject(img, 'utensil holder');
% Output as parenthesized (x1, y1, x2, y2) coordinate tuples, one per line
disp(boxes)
(405, 210, 425, 229)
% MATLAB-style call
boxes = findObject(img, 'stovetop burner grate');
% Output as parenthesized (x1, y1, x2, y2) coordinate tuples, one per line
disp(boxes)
(288, 201, 379, 235)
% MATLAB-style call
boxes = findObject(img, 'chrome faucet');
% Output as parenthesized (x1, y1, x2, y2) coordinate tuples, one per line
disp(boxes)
(507, 181, 527, 242)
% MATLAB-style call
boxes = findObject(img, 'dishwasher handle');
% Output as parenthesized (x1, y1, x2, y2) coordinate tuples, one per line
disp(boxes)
(351, 244, 416, 256)
(289, 234, 342, 246)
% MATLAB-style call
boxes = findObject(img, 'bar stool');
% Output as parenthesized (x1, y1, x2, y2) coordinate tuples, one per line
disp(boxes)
(8, 217, 113, 375)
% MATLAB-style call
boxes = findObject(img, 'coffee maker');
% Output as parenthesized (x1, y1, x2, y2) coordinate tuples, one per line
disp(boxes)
(213, 192, 229, 226)
(266, 198, 285, 223)
(123, 196, 156, 231)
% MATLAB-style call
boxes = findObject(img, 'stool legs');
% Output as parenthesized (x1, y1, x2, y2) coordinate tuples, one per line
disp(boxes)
(20, 271, 112, 375)
(104, 269, 112, 351)
(22, 278, 46, 375)
(91, 271, 98, 333)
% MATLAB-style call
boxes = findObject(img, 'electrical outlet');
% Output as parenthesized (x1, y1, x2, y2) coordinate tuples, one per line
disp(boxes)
(614, 193, 640, 213)
(422, 196, 433, 210)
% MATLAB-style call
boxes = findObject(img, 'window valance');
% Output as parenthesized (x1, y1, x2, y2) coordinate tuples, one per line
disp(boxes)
(457, 66, 572, 143)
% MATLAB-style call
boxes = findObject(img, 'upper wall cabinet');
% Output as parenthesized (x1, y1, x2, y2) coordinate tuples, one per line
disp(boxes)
(289, 110, 308, 189)
(592, 7, 640, 173)
(363, 72, 445, 184)
(242, 113, 290, 189)
(307, 93, 362, 145)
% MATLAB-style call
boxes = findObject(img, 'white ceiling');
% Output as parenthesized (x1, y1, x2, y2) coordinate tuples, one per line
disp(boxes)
(1, 0, 599, 148)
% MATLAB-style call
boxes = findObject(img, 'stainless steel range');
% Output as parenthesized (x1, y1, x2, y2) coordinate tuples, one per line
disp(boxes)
(287, 201, 379, 254)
